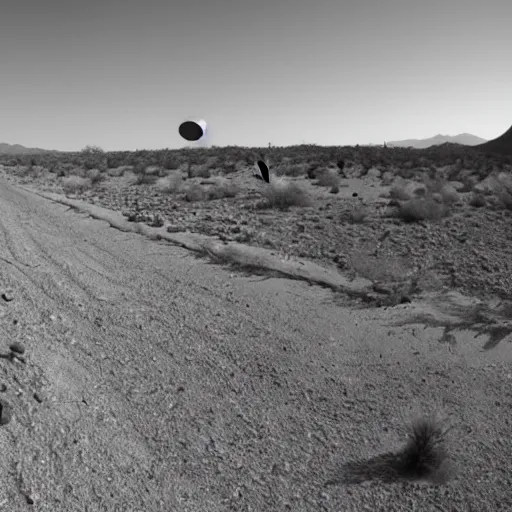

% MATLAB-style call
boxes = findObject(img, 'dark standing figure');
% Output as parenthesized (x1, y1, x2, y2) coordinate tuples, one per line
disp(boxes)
(256, 160, 270, 183)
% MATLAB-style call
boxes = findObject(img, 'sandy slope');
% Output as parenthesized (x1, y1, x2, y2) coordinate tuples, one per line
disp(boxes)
(0, 177, 511, 511)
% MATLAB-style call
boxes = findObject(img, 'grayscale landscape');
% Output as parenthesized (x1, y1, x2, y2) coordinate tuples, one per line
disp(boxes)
(1, 0, 511, 510)
(1, 127, 512, 510)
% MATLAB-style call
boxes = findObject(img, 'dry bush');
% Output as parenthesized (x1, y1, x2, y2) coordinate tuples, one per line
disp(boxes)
(260, 180, 313, 210)
(134, 173, 158, 186)
(107, 167, 126, 177)
(69, 167, 87, 178)
(396, 197, 448, 222)
(188, 165, 211, 179)
(156, 174, 183, 194)
(315, 169, 340, 188)
(276, 163, 308, 177)
(86, 168, 105, 185)
(495, 173, 512, 210)
(348, 207, 368, 224)
(424, 178, 459, 204)
(184, 184, 207, 202)
(497, 191, 512, 210)
(62, 176, 92, 194)
(468, 193, 486, 208)
(389, 185, 412, 201)
(207, 181, 239, 200)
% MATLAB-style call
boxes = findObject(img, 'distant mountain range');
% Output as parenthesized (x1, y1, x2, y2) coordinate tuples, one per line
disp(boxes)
(0, 142, 56, 155)
(474, 125, 512, 156)
(387, 133, 487, 149)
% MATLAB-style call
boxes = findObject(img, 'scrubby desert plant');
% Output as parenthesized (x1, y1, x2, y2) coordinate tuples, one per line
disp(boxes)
(389, 185, 412, 201)
(62, 176, 91, 194)
(134, 173, 158, 186)
(184, 184, 207, 202)
(156, 174, 183, 194)
(207, 181, 239, 200)
(424, 178, 459, 204)
(260, 179, 312, 210)
(396, 197, 447, 222)
(315, 169, 340, 188)
(86, 168, 105, 185)
(469, 193, 486, 208)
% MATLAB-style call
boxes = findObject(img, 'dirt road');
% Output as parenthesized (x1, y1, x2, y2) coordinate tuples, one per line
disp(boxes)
(0, 177, 510, 511)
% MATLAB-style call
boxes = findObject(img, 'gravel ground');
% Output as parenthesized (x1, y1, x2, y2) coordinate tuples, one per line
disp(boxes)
(0, 171, 511, 510)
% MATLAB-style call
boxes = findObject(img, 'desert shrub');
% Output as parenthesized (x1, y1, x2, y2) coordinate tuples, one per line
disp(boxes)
(188, 165, 211, 179)
(207, 182, 239, 200)
(69, 167, 86, 178)
(222, 161, 238, 174)
(156, 174, 183, 194)
(496, 191, 512, 210)
(348, 207, 368, 224)
(86, 168, 105, 185)
(389, 185, 412, 201)
(134, 173, 158, 186)
(62, 176, 91, 194)
(184, 184, 207, 202)
(276, 163, 307, 177)
(315, 169, 340, 188)
(424, 178, 459, 204)
(160, 154, 179, 170)
(396, 197, 447, 222)
(306, 163, 322, 179)
(132, 162, 147, 175)
(260, 180, 312, 210)
(469, 193, 486, 208)
(107, 167, 126, 177)
(81, 145, 107, 170)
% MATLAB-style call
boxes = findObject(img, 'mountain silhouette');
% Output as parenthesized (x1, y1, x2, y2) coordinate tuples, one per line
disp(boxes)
(0, 142, 55, 155)
(387, 133, 486, 149)
(474, 125, 512, 156)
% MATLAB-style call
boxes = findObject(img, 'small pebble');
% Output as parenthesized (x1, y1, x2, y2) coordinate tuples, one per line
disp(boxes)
(1, 290, 14, 302)
(0, 399, 13, 425)
(9, 342, 25, 355)
(33, 392, 44, 404)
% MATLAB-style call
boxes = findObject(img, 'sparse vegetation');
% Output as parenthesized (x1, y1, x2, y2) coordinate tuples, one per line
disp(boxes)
(314, 169, 340, 188)
(396, 197, 448, 222)
(259, 180, 313, 210)
(62, 175, 92, 194)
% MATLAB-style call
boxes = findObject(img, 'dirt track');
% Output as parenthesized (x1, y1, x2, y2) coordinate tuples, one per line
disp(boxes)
(0, 177, 511, 511)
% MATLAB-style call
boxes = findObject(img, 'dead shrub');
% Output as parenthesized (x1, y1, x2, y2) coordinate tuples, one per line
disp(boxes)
(184, 184, 207, 202)
(134, 173, 158, 186)
(62, 176, 92, 194)
(260, 180, 313, 210)
(156, 174, 183, 194)
(389, 185, 412, 201)
(396, 197, 448, 222)
(469, 193, 486, 208)
(207, 182, 239, 200)
(315, 170, 340, 188)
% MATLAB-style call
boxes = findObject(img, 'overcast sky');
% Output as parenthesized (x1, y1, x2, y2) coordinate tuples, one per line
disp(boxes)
(0, 0, 510, 151)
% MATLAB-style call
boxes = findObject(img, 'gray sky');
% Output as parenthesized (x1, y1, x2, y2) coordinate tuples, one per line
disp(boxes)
(0, 0, 510, 151)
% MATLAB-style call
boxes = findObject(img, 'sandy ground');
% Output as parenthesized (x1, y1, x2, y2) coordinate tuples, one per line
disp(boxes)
(0, 176, 511, 511)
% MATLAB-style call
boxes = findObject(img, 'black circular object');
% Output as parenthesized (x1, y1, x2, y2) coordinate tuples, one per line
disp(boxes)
(352, 192, 358, 197)
(179, 121, 204, 142)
